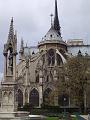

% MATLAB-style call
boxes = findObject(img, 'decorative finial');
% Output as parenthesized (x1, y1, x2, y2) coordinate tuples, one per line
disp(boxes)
(50, 13, 53, 27)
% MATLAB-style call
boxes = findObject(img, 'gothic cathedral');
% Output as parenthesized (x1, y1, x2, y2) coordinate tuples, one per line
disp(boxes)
(0, 0, 90, 112)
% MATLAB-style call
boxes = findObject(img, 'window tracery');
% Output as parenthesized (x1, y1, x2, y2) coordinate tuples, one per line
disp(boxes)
(47, 49, 55, 66)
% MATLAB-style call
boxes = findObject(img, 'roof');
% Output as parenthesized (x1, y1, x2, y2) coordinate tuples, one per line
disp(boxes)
(42, 26, 62, 41)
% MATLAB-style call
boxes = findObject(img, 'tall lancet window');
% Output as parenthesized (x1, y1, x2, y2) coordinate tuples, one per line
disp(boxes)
(47, 49, 55, 66)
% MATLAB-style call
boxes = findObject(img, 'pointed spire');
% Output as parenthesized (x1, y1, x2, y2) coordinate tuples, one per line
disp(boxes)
(8, 17, 14, 42)
(54, 0, 61, 36)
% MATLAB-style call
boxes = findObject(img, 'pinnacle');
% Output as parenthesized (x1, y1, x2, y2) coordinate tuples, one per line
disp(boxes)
(8, 17, 14, 42)
(54, 0, 61, 36)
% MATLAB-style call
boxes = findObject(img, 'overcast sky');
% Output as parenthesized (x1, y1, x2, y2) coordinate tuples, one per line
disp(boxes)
(0, 0, 90, 77)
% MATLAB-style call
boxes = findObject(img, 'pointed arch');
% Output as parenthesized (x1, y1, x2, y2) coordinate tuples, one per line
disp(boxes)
(17, 89, 23, 108)
(43, 88, 52, 105)
(29, 88, 39, 107)
(47, 49, 55, 66)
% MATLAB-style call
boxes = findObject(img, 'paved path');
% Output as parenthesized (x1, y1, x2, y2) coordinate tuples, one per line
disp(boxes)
(72, 115, 88, 120)
(80, 115, 88, 120)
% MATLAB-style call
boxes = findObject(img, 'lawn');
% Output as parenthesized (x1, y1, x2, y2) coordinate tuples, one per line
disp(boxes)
(46, 117, 58, 120)
(46, 116, 77, 120)
(72, 117, 77, 120)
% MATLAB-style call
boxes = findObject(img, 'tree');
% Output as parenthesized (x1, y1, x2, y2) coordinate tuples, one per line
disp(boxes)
(46, 54, 90, 112)
(63, 55, 90, 112)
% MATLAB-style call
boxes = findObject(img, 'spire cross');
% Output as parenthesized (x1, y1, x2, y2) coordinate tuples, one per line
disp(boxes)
(50, 13, 53, 26)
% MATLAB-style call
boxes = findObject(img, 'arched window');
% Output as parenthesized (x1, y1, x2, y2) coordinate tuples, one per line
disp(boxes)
(29, 88, 39, 107)
(17, 89, 23, 108)
(43, 88, 52, 105)
(58, 94, 69, 106)
(47, 49, 55, 66)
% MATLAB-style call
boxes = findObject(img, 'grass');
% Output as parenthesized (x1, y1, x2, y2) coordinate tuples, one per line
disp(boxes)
(46, 117, 59, 120)
(72, 117, 77, 120)
(46, 116, 78, 120)
(45, 112, 86, 120)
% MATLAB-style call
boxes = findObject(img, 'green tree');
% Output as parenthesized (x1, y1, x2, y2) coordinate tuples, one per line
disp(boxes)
(63, 54, 90, 112)
(47, 54, 90, 112)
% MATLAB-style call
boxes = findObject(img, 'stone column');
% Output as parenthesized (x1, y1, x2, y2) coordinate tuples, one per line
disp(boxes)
(25, 68, 29, 86)
(13, 55, 16, 81)
(54, 70, 58, 81)
(28, 90, 30, 104)
(23, 90, 25, 105)
(54, 95, 58, 106)
(39, 70, 43, 107)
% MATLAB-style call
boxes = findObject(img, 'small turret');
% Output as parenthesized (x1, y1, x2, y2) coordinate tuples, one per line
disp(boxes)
(8, 17, 14, 43)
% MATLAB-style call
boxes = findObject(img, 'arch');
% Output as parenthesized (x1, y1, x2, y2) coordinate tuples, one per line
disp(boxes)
(43, 88, 52, 105)
(58, 93, 69, 106)
(29, 88, 39, 107)
(17, 89, 23, 108)
(47, 49, 55, 66)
